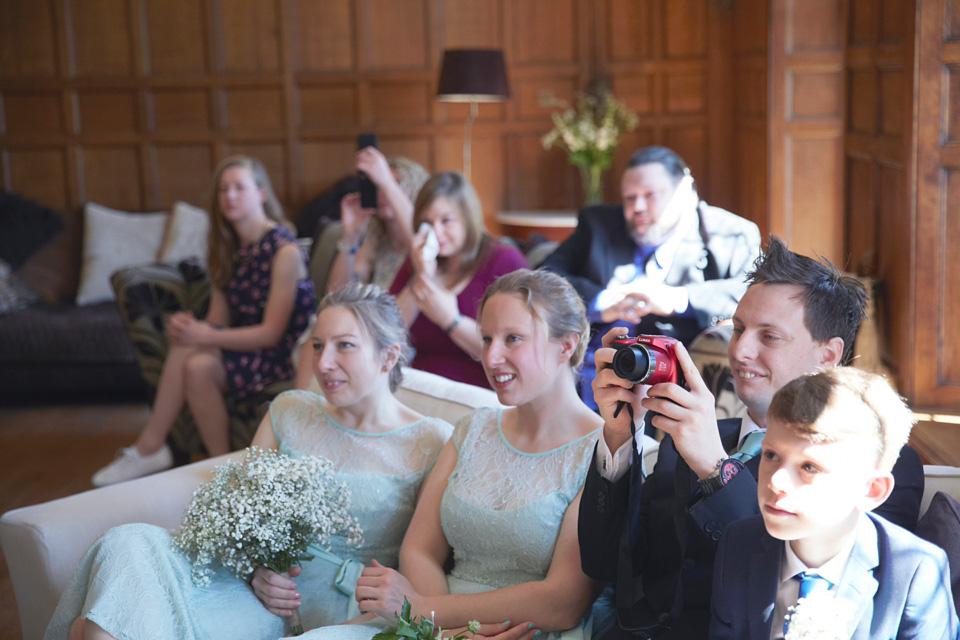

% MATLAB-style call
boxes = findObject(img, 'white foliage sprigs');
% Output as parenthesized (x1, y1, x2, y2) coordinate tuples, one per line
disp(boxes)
(540, 87, 638, 170)
(173, 446, 363, 587)
(783, 590, 857, 640)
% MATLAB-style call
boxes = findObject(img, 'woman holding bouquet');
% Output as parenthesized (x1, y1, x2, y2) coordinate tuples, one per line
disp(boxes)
(46, 284, 453, 640)
(299, 269, 605, 640)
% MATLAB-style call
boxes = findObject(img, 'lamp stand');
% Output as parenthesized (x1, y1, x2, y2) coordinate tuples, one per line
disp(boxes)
(462, 101, 478, 181)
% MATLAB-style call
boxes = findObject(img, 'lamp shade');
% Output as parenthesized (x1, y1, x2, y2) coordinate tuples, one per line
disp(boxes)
(436, 49, 510, 103)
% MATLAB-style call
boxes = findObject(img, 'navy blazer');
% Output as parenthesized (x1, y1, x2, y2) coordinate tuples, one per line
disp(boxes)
(541, 202, 760, 343)
(710, 513, 959, 639)
(578, 417, 925, 639)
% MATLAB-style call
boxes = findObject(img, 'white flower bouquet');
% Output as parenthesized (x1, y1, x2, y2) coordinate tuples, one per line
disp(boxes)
(173, 446, 362, 635)
(541, 86, 638, 205)
(783, 590, 857, 640)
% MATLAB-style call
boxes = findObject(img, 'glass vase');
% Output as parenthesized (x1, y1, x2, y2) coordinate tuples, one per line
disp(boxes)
(579, 164, 604, 206)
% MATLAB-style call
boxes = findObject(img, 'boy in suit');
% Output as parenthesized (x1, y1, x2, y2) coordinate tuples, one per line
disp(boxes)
(710, 367, 957, 639)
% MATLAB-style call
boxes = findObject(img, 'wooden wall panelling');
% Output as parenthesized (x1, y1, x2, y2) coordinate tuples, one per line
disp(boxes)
(1, 0, 747, 243)
(731, 0, 768, 234)
(65, 0, 136, 77)
(768, 0, 846, 264)
(842, 0, 914, 383)
(912, 0, 960, 407)
(596, 0, 728, 212)
(0, 0, 59, 79)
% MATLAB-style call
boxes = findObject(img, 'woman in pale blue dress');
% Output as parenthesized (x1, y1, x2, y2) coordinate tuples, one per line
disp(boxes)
(299, 269, 605, 640)
(45, 283, 453, 640)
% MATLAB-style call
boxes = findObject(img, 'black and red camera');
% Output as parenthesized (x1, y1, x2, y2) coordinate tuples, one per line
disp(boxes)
(610, 334, 685, 387)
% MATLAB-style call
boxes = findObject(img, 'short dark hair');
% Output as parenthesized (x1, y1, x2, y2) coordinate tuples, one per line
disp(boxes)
(626, 146, 689, 183)
(746, 237, 867, 365)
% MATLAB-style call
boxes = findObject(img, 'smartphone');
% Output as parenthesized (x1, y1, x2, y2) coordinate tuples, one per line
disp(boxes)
(357, 133, 379, 209)
(419, 221, 440, 261)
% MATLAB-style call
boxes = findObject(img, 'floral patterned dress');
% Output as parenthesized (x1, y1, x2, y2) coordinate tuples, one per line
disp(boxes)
(222, 226, 315, 399)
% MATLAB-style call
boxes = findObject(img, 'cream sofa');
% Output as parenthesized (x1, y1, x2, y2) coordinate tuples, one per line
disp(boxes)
(3, 365, 957, 640)
(0, 367, 503, 640)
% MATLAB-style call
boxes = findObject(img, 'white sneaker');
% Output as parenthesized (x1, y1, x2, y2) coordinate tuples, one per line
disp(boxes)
(91, 444, 174, 487)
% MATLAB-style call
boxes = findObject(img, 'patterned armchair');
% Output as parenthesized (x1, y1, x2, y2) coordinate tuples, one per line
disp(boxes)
(110, 260, 292, 465)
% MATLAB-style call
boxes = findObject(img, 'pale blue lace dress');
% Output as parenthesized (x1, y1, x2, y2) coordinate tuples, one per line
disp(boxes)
(43, 390, 452, 640)
(298, 406, 602, 640)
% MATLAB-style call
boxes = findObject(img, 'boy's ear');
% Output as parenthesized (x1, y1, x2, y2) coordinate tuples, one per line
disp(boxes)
(862, 472, 895, 511)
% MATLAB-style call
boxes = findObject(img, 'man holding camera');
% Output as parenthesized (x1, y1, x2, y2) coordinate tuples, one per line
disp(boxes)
(579, 238, 924, 639)
(541, 145, 761, 408)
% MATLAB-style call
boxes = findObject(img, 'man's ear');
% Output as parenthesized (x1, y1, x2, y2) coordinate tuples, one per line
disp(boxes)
(862, 472, 895, 511)
(819, 336, 845, 367)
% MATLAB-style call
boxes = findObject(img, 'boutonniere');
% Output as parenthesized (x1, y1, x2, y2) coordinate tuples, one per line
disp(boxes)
(784, 590, 857, 640)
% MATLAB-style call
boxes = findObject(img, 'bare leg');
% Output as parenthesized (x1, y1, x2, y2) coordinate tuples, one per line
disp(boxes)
(68, 617, 118, 640)
(183, 350, 231, 457)
(83, 619, 118, 640)
(134, 344, 198, 456)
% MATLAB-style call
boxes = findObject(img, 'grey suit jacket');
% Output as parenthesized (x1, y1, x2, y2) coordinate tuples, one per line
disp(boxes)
(541, 201, 761, 343)
(710, 513, 959, 639)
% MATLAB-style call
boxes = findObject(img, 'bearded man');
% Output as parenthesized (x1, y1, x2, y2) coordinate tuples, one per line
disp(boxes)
(541, 146, 761, 408)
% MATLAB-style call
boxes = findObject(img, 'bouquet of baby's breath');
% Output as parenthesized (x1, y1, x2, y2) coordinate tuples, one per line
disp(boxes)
(173, 446, 362, 635)
(783, 590, 857, 640)
(541, 86, 638, 205)
(373, 598, 480, 640)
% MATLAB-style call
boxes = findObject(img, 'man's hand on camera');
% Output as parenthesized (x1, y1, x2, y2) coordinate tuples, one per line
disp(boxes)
(640, 342, 727, 480)
(593, 327, 650, 454)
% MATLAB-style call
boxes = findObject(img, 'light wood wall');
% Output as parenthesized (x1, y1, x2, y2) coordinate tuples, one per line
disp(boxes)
(0, 0, 743, 232)
(912, 0, 960, 409)
(843, 0, 914, 388)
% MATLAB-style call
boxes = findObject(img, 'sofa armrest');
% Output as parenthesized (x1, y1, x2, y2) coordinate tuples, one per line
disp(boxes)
(921, 464, 960, 518)
(110, 259, 211, 390)
(0, 453, 240, 640)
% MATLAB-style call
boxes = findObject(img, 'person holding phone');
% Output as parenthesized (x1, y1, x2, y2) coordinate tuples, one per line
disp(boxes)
(389, 171, 527, 388)
(325, 142, 429, 294)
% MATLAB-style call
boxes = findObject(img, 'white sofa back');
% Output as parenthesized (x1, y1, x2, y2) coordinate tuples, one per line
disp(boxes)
(0, 367, 500, 640)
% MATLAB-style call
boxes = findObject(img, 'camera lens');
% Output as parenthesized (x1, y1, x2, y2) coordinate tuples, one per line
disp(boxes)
(611, 344, 656, 384)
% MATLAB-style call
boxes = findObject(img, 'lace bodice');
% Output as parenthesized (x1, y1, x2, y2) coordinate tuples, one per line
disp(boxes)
(270, 390, 452, 563)
(441, 407, 600, 588)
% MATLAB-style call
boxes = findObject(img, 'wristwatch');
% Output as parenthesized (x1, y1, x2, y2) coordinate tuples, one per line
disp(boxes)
(698, 458, 745, 497)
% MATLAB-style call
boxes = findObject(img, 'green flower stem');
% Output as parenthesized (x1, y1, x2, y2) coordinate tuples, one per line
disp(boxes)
(580, 164, 604, 206)
(288, 608, 304, 636)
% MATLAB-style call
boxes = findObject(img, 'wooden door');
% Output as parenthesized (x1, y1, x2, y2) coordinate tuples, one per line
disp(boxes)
(911, 0, 960, 408)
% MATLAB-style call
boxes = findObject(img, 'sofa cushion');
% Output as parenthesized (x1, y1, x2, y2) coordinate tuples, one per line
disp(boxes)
(0, 259, 39, 315)
(76, 203, 167, 306)
(0, 191, 65, 271)
(159, 201, 209, 265)
(0, 301, 144, 398)
(916, 490, 960, 614)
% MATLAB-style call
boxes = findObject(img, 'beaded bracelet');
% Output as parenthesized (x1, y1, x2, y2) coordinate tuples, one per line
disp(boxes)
(444, 313, 462, 334)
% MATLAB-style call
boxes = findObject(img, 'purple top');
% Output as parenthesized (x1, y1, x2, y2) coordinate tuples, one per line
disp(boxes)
(389, 241, 527, 388)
